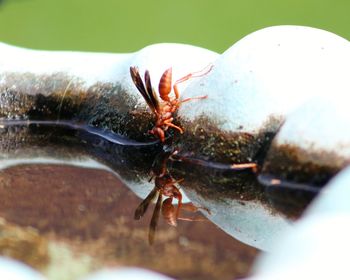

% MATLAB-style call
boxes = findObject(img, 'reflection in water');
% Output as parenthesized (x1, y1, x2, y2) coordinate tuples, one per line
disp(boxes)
(134, 150, 206, 245)
(0, 121, 259, 279)
(258, 174, 321, 218)
(0, 164, 257, 280)
(0, 120, 321, 278)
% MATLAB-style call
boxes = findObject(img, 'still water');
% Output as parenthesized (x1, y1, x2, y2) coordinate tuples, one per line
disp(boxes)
(0, 122, 260, 280)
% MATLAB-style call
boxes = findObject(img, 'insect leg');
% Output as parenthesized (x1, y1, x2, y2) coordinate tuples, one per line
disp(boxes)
(174, 190, 183, 220)
(162, 121, 184, 134)
(150, 127, 165, 142)
(179, 95, 208, 104)
(173, 64, 213, 98)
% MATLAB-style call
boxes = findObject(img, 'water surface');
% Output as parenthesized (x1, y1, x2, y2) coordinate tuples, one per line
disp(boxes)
(0, 163, 258, 280)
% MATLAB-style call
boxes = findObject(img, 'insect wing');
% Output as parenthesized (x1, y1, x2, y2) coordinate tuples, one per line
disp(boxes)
(130, 67, 148, 98)
(149, 192, 162, 245)
(129, 67, 159, 115)
(134, 187, 158, 220)
(144, 70, 160, 114)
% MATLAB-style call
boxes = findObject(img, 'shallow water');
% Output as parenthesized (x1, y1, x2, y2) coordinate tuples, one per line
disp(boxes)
(0, 164, 258, 280)
(0, 120, 320, 279)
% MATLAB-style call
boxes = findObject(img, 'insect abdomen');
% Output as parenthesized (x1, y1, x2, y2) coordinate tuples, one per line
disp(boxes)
(158, 68, 172, 101)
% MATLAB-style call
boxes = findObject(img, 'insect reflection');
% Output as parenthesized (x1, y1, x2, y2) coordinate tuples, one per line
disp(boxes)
(134, 150, 204, 245)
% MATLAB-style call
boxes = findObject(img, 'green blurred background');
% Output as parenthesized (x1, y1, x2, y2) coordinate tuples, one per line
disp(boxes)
(0, 0, 349, 53)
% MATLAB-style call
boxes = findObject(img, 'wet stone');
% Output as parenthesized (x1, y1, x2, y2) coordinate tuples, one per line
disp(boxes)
(258, 94, 350, 217)
(262, 144, 342, 187)
(261, 95, 350, 187)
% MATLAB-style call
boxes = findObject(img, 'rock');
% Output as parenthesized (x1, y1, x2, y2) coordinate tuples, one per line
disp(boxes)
(251, 166, 350, 279)
(304, 166, 350, 216)
(83, 268, 173, 280)
(1, 26, 350, 164)
(170, 159, 291, 251)
(261, 95, 350, 187)
(0, 257, 45, 280)
(0, 42, 217, 141)
(1, 24, 350, 254)
(258, 93, 350, 217)
(183, 187, 291, 251)
(177, 25, 350, 163)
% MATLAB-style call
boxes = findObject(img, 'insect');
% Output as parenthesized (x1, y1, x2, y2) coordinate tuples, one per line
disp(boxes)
(130, 64, 213, 142)
(134, 151, 206, 244)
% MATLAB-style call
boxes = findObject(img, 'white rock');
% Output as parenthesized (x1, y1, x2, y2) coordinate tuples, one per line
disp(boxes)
(0, 257, 45, 280)
(269, 95, 350, 163)
(180, 25, 350, 134)
(0, 42, 128, 84)
(184, 188, 291, 251)
(122, 43, 218, 101)
(0, 42, 218, 101)
(260, 92, 350, 186)
(250, 167, 350, 280)
(305, 165, 350, 216)
(83, 267, 173, 280)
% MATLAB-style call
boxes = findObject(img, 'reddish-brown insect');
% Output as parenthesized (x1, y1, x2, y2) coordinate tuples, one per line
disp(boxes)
(134, 174, 185, 244)
(130, 64, 213, 142)
(134, 151, 206, 244)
